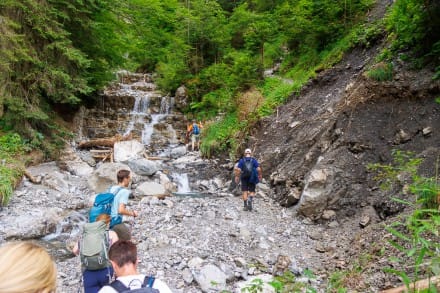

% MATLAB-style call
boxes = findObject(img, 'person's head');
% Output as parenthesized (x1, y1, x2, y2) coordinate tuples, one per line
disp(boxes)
(96, 213, 111, 226)
(244, 148, 252, 157)
(0, 241, 57, 293)
(117, 169, 131, 185)
(109, 240, 137, 268)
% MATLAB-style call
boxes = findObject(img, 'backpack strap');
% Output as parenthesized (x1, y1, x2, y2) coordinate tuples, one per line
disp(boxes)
(144, 275, 155, 288)
(113, 186, 123, 196)
(109, 280, 129, 292)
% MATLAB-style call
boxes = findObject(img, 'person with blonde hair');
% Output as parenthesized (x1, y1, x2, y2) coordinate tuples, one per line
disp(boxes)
(73, 213, 119, 293)
(0, 241, 57, 293)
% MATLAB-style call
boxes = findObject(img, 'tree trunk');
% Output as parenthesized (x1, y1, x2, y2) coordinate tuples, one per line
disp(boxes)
(78, 134, 132, 149)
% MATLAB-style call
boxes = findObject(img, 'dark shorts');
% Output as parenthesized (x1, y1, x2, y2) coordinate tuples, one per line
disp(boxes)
(83, 267, 113, 293)
(112, 223, 131, 241)
(241, 180, 256, 192)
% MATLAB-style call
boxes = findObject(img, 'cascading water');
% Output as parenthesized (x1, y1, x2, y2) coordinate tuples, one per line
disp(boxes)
(124, 94, 151, 138)
(174, 173, 190, 193)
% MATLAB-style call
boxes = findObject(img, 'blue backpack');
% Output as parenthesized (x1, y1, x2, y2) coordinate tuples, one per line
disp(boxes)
(192, 123, 200, 135)
(89, 187, 122, 222)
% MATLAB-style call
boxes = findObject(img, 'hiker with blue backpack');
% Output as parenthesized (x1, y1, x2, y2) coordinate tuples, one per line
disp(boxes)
(72, 214, 119, 293)
(187, 120, 202, 151)
(109, 169, 138, 241)
(235, 148, 262, 211)
(89, 169, 137, 241)
(98, 240, 173, 293)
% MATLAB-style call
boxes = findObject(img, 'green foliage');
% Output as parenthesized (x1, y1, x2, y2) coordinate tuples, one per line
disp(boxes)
(200, 113, 243, 159)
(258, 77, 296, 117)
(0, 133, 26, 206)
(366, 62, 394, 81)
(369, 151, 440, 290)
(384, 0, 440, 73)
(367, 150, 422, 193)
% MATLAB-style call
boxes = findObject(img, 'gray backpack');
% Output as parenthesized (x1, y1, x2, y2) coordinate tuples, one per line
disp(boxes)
(79, 221, 110, 270)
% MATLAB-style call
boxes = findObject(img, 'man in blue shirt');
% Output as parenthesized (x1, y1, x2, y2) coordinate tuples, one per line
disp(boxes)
(234, 149, 262, 211)
(110, 169, 138, 240)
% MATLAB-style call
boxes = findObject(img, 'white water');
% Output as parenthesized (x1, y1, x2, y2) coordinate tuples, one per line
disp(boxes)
(42, 211, 87, 241)
(123, 94, 151, 137)
(174, 173, 190, 193)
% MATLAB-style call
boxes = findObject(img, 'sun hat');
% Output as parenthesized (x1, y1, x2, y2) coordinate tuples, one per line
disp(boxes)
(244, 148, 252, 154)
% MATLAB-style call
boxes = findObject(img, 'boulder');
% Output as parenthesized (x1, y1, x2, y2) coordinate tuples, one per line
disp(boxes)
(88, 162, 131, 193)
(113, 140, 145, 162)
(135, 181, 166, 196)
(127, 158, 160, 176)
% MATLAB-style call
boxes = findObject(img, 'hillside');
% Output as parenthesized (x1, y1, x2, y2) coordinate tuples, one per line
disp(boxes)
(244, 21, 440, 293)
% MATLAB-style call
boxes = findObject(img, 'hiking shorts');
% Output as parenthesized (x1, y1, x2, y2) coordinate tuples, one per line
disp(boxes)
(112, 223, 131, 241)
(241, 180, 256, 193)
(191, 134, 200, 143)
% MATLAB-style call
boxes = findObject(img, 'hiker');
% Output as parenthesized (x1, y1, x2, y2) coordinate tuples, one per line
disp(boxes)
(187, 120, 202, 151)
(73, 214, 119, 293)
(98, 240, 173, 293)
(235, 148, 262, 211)
(110, 169, 138, 241)
(0, 241, 57, 293)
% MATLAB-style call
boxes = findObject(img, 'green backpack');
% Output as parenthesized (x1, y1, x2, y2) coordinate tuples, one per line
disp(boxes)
(80, 221, 110, 270)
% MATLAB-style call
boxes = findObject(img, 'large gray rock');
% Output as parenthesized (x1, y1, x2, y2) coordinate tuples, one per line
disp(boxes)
(297, 168, 335, 219)
(127, 158, 160, 176)
(135, 181, 166, 196)
(193, 264, 227, 292)
(2, 208, 63, 240)
(88, 162, 131, 193)
(113, 140, 145, 162)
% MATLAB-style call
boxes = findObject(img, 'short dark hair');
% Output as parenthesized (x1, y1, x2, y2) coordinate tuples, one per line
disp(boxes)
(109, 240, 137, 267)
(117, 170, 130, 183)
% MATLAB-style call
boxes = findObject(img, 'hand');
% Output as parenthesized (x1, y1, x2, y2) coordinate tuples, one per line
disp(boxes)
(132, 210, 138, 217)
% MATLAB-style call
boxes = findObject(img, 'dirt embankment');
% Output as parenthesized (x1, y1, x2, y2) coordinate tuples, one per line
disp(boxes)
(245, 17, 440, 291)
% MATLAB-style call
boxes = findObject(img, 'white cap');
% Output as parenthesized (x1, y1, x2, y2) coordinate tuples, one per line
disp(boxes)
(244, 148, 252, 154)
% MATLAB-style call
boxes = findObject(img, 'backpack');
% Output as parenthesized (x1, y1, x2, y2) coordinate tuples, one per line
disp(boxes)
(192, 123, 200, 135)
(79, 221, 110, 270)
(89, 187, 122, 222)
(241, 159, 254, 179)
(110, 276, 159, 293)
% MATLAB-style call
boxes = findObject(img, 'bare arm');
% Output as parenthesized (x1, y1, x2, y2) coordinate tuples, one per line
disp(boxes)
(118, 203, 138, 217)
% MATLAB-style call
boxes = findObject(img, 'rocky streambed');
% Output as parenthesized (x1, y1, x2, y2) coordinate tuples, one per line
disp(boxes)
(0, 143, 391, 293)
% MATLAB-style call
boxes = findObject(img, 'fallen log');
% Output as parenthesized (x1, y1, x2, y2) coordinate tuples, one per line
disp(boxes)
(380, 276, 440, 293)
(24, 170, 40, 184)
(78, 134, 131, 149)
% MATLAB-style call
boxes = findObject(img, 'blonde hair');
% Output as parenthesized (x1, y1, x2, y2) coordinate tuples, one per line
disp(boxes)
(0, 241, 57, 293)
(96, 213, 111, 225)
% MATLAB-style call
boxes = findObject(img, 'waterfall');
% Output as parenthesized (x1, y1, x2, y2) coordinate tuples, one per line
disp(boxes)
(141, 96, 173, 145)
(124, 94, 151, 137)
(174, 173, 190, 193)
